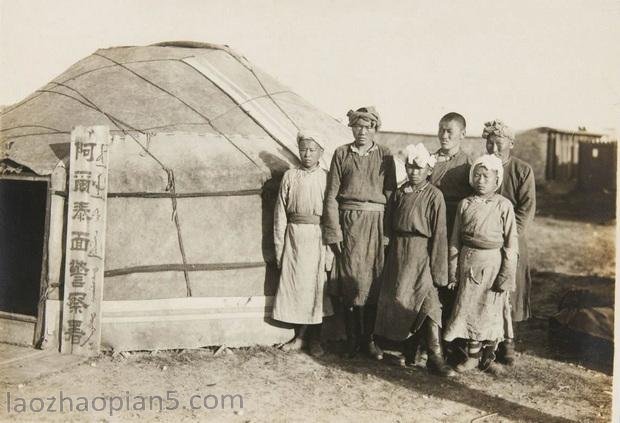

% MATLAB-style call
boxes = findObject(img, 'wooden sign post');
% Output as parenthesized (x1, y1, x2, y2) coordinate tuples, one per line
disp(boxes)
(60, 126, 110, 355)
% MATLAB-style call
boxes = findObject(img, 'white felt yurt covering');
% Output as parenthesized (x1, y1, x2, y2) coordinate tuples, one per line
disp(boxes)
(0, 41, 351, 350)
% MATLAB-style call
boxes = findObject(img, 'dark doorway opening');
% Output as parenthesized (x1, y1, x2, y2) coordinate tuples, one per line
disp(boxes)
(0, 179, 47, 316)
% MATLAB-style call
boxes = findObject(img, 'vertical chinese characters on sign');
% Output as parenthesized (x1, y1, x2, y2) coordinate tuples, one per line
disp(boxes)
(61, 127, 110, 354)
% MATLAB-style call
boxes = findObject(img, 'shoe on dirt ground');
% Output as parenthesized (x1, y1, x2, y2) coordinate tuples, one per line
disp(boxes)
(280, 337, 304, 352)
(309, 340, 325, 358)
(427, 354, 457, 377)
(366, 340, 384, 361)
(496, 340, 516, 366)
(346, 338, 360, 358)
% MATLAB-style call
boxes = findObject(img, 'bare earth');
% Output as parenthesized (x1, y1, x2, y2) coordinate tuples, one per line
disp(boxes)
(0, 192, 615, 422)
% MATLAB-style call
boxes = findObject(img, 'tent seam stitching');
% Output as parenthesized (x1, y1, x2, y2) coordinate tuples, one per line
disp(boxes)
(48, 80, 194, 297)
(93, 52, 264, 174)
(179, 59, 300, 165)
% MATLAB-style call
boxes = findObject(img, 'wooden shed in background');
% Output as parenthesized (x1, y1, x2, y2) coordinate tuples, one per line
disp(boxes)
(513, 127, 615, 189)
(379, 128, 617, 192)
(578, 139, 617, 192)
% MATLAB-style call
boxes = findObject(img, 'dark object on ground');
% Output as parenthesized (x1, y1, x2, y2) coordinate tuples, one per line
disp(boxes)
(548, 288, 614, 365)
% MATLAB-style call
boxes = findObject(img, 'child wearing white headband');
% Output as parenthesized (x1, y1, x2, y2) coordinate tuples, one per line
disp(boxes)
(443, 154, 519, 374)
(375, 143, 455, 377)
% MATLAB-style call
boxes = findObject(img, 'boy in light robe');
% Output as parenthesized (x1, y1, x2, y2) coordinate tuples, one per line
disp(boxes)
(273, 131, 334, 357)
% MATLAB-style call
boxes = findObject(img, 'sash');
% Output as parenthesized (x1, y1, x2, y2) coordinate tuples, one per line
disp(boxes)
(339, 200, 385, 212)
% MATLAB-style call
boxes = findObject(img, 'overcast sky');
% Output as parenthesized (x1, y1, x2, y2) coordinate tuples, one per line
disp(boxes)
(1, 0, 619, 135)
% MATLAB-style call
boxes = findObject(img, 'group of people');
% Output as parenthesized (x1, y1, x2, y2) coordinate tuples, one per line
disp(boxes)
(272, 107, 536, 377)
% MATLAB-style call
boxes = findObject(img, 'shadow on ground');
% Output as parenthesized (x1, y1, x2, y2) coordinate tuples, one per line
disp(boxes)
(311, 349, 576, 423)
(302, 269, 614, 422)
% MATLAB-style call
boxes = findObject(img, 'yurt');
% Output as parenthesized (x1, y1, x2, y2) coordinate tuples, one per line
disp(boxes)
(0, 41, 350, 352)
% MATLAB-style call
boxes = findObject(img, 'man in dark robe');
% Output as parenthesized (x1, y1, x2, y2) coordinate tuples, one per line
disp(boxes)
(429, 113, 473, 336)
(430, 112, 472, 238)
(323, 106, 396, 360)
(483, 119, 536, 365)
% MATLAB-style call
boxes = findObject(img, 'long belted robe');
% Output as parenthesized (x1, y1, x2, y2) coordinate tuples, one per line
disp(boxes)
(374, 182, 448, 341)
(272, 167, 334, 324)
(499, 156, 536, 322)
(323, 142, 396, 306)
(443, 194, 519, 342)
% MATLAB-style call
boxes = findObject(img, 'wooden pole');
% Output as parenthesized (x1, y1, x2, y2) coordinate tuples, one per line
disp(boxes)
(35, 164, 66, 349)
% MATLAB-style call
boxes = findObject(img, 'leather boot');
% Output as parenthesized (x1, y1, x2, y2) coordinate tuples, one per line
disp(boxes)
(308, 325, 325, 357)
(447, 338, 468, 367)
(479, 341, 497, 371)
(402, 332, 421, 367)
(496, 339, 516, 366)
(361, 305, 383, 360)
(425, 319, 456, 377)
(455, 341, 480, 373)
(344, 307, 360, 358)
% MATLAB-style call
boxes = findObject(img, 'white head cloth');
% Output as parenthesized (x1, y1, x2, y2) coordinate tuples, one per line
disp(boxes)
(404, 143, 436, 168)
(296, 129, 325, 150)
(469, 154, 504, 189)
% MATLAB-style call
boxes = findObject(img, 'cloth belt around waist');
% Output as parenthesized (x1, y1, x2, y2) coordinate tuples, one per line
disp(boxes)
(287, 213, 321, 224)
(462, 234, 503, 250)
(393, 230, 427, 238)
(339, 200, 385, 212)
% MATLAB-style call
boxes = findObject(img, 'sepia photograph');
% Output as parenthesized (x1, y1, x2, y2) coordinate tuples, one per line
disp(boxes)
(0, 0, 618, 421)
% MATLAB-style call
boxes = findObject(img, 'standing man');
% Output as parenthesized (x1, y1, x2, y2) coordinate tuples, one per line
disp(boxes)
(430, 112, 472, 237)
(483, 119, 536, 365)
(323, 106, 396, 360)
(429, 112, 473, 342)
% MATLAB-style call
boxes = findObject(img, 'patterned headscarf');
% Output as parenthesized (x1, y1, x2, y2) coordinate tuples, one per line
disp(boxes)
(347, 106, 381, 130)
(297, 130, 324, 150)
(469, 154, 504, 189)
(404, 143, 436, 168)
(482, 119, 515, 141)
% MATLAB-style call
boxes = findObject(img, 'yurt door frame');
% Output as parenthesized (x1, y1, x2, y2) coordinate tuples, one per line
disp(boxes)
(0, 173, 51, 347)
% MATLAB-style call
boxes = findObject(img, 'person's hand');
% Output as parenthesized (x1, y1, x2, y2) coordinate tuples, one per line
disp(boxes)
(329, 242, 343, 256)
(447, 281, 457, 290)
(324, 247, 334, 272)
(491, 280, 505, 293)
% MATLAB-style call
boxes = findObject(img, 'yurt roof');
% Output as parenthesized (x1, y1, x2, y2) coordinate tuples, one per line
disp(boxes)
(0, 41, 350, 188)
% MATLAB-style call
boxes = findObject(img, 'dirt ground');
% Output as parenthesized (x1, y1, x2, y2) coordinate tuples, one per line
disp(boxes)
(0, 190, 615, 422)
